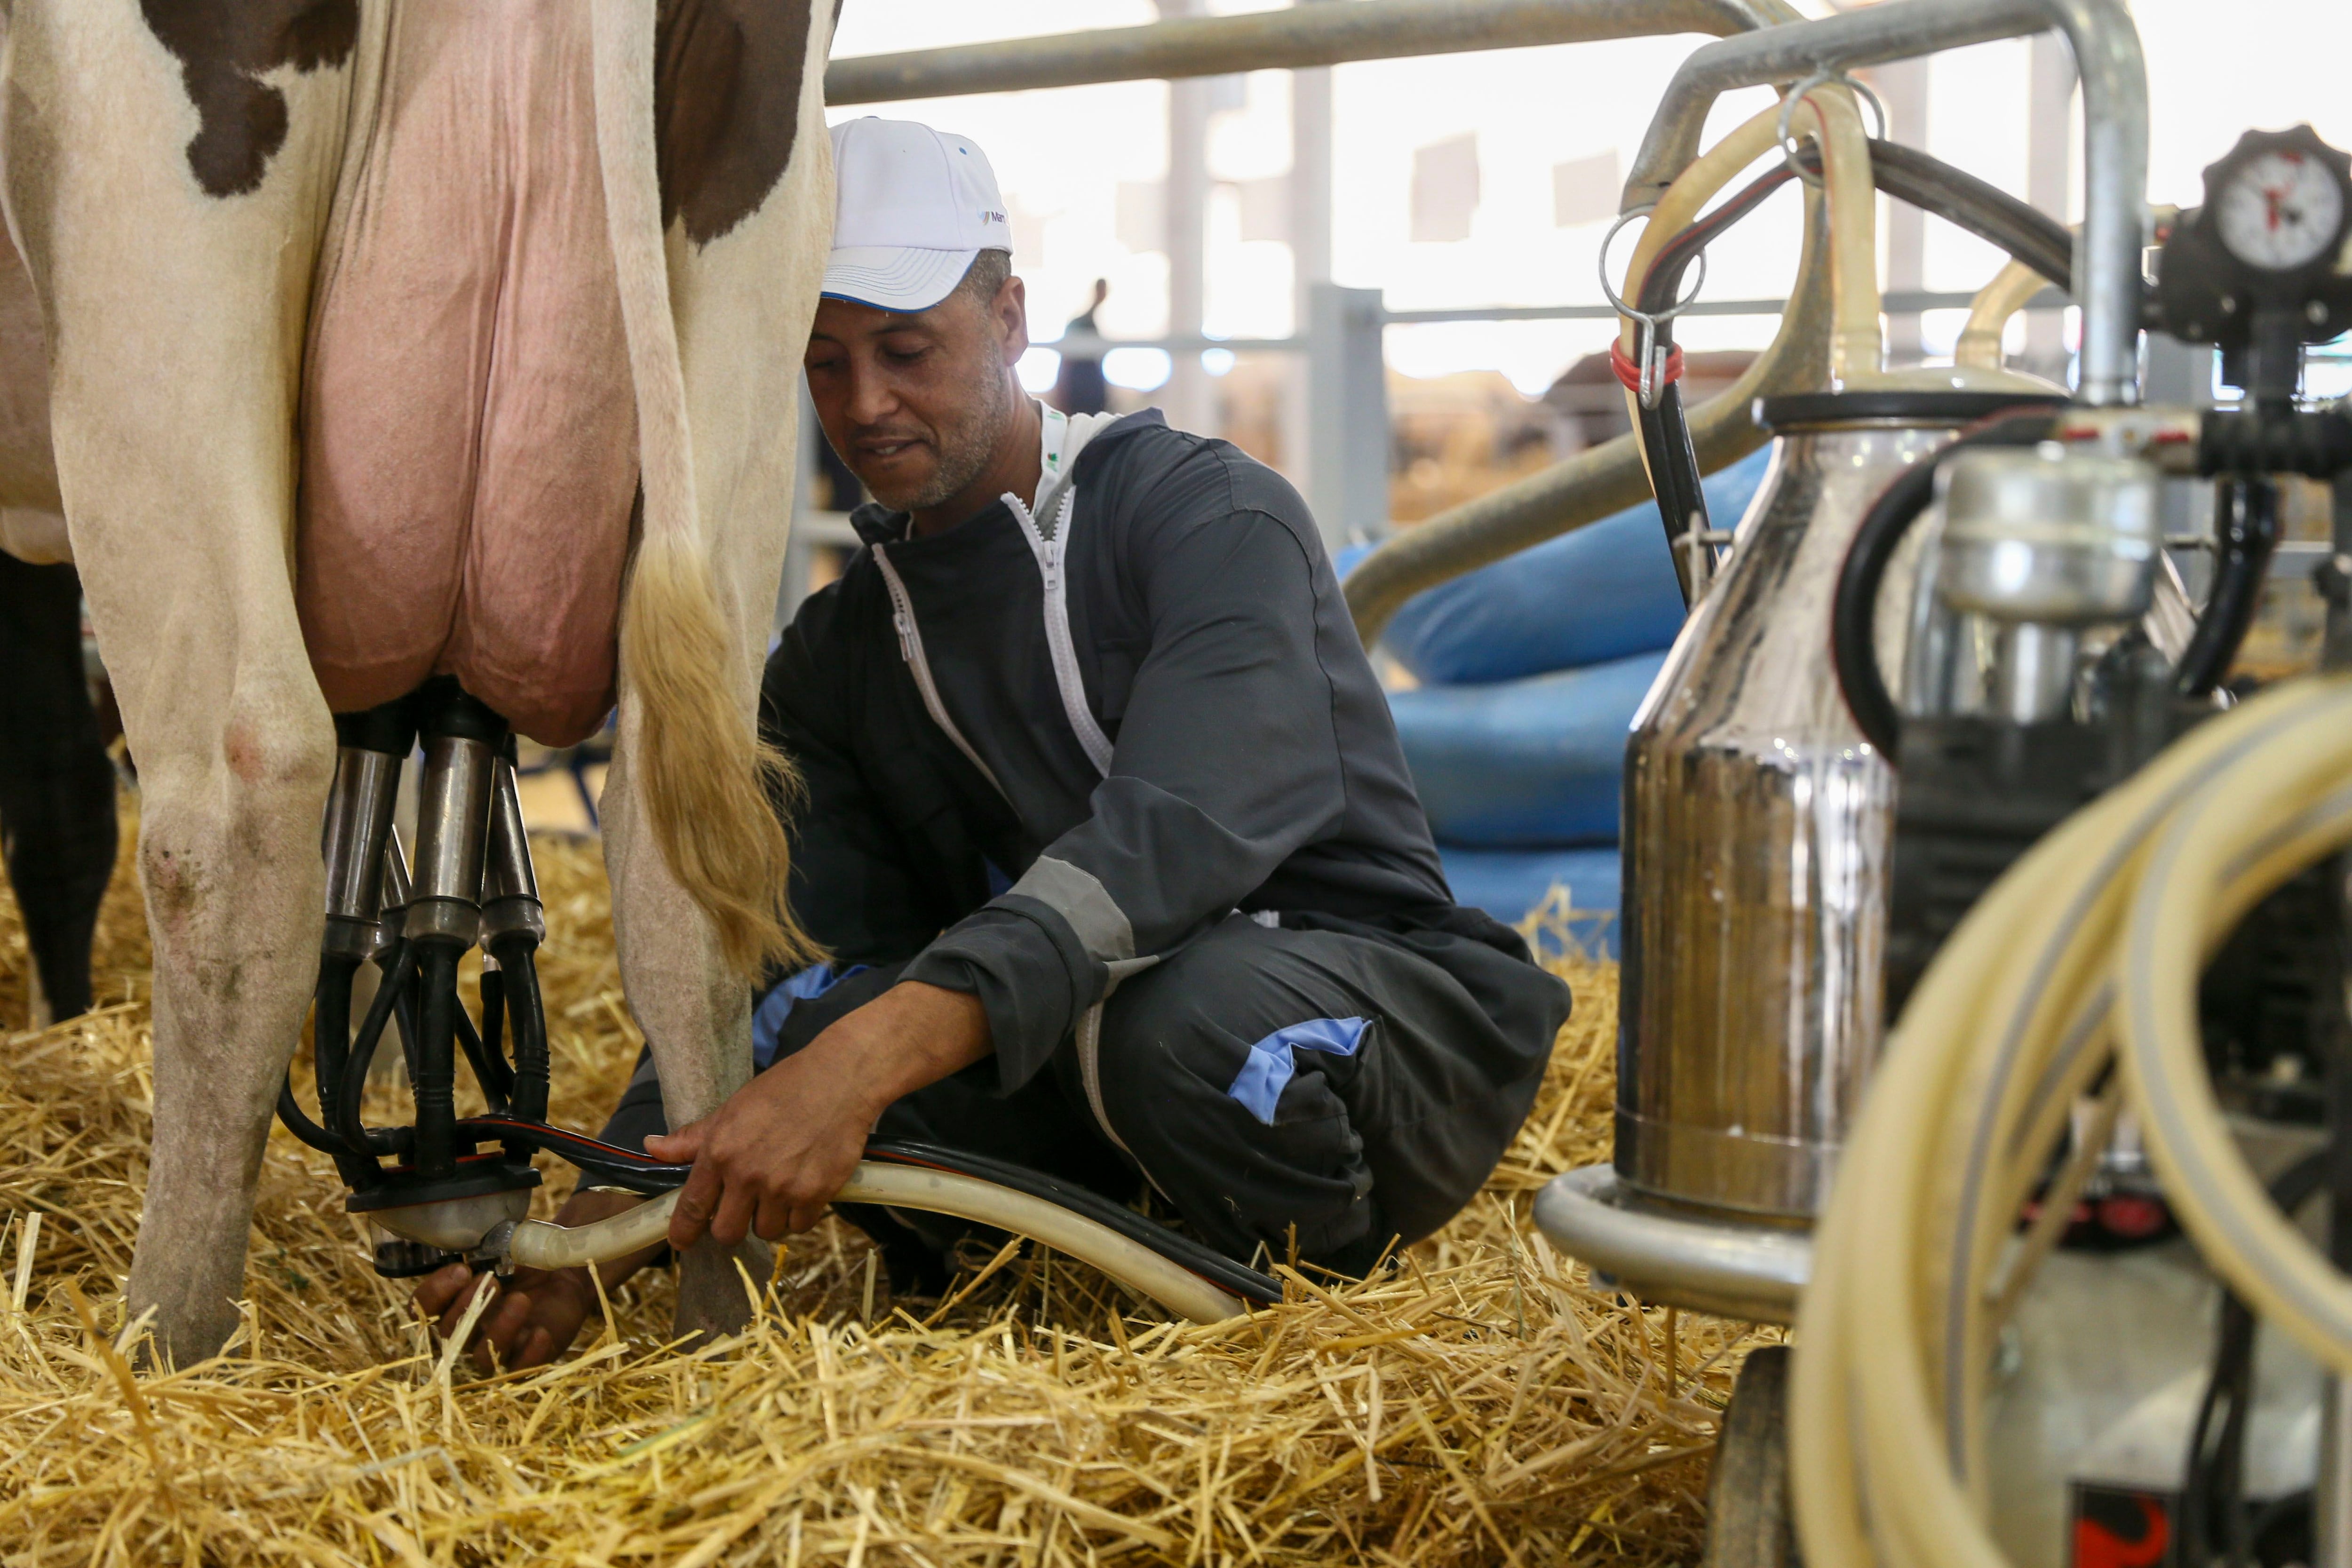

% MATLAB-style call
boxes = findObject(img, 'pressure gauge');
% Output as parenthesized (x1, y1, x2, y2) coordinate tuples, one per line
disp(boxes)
(2148, 126, 2352, 398)
(2211, 144, 2346, 272)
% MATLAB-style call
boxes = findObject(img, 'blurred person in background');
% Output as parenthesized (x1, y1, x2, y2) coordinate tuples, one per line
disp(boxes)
(1051, 277, 1111, 416)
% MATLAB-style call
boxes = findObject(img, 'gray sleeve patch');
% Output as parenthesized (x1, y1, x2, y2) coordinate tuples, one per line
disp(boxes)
(1009, 855, 1135, 963)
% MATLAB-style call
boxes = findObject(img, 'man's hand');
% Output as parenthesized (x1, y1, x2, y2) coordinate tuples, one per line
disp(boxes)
(411, 1188, 656, 1373)
(647, 980, 990, 1251)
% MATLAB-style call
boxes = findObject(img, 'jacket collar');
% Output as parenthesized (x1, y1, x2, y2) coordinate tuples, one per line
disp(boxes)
(845, 408, 1168, 550)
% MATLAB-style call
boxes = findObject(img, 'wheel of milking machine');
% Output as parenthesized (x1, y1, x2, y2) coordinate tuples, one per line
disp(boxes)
(1701, 1345, 1795, 1568)
(273, 679, 1287, 1321)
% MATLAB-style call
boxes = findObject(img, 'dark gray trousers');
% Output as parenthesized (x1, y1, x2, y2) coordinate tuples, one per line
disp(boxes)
(606, 913, 1568, 1286)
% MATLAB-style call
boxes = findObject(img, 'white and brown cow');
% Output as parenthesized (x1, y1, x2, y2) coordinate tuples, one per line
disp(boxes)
(0, 0, 835, 1365)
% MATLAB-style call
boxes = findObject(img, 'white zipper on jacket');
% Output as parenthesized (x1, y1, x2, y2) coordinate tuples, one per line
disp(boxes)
(870, 408, 1149, 1165)
(1005, 485, 1114, 777)
(869, 541, 1009, 802)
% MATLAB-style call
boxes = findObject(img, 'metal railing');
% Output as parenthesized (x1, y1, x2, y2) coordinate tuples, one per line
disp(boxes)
(826, 0, 1793, 104)
(1036, 288, 2069, 356)
(810, 0, 2105, 626)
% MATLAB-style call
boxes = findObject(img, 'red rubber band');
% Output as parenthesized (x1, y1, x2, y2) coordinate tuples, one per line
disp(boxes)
(1609, 339, 1685, 393)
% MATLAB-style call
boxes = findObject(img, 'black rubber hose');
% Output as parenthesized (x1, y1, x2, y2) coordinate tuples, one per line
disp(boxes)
(866, 1139, 1289, 1304)
(1634, 166, 1798, 603)
(2178, 1149, 2328, 1568)
(411, 944, 463, 1180)
(1788, 140, 2073, 289)
(452, 992, 512, 1115)
(479, 963, 506, 1079)
(311, 955, 358, 1111)
(457, 1116, 1291, 1305)
(498, 940, 551, 1123)
(298, 953, 380, 1184)
(1629, 137, 2074, 609)
(2174, 478, 2280, 698)
(1627, 135, 2078, 611)
(277, 1075, 357, 1164)
(1643, 388, 1711, 605)
(336, 942, 411, 1155)
(1859, 140, 2074, 288)
(1829, 410, 2064, 756)
(392, 973, 423, 1086)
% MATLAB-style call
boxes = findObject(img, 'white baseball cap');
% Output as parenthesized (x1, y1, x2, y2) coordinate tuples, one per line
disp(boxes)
(823, 118, 1013, 313)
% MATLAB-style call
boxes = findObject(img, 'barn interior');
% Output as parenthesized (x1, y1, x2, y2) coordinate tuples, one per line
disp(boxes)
(4, 1, 2352, 1564)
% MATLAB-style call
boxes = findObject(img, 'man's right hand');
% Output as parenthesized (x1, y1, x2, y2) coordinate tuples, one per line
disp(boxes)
(411, 1187, 656, 1374)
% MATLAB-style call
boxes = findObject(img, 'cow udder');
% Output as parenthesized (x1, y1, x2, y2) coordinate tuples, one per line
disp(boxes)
(296, 0, 636, 748)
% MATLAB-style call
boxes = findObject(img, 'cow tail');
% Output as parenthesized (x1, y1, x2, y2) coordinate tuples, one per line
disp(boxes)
(589, 0, 813, 978)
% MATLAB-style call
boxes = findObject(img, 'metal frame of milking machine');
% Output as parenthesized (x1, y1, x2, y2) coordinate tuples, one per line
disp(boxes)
(1531, 0, 2352, 1558)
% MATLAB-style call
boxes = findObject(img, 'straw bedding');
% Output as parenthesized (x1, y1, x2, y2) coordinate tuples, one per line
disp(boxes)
(0, 826, 1766, 1565)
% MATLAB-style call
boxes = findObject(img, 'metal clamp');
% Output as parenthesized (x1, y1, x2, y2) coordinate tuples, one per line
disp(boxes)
(1775, 66, 1887, 186)
(1597, 205, 1709, 410)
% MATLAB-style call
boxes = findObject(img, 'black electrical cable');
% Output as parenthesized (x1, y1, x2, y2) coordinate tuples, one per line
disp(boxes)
(2176, 478, 2281, 698)
(1828, 409, 2065, 756)
(455, 1116, 1290, 1306)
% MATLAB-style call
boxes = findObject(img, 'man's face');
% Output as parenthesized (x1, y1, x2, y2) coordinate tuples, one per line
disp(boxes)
(803, 273, 1028, 513)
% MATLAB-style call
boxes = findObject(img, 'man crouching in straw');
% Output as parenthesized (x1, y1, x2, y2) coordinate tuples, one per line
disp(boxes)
(419, 119, 1571, 1369)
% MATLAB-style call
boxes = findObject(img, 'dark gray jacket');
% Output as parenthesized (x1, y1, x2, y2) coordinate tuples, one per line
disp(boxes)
(763, 409, 1536, 1091)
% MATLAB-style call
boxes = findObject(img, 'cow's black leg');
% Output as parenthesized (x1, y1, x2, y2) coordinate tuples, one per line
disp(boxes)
(0, 553, 118, 1023)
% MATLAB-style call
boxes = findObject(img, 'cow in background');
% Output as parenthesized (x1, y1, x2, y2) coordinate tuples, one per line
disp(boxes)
(0, 232, 115, 1032)
(0, 0, 835, 1365)
(0, 554, 117, 1029)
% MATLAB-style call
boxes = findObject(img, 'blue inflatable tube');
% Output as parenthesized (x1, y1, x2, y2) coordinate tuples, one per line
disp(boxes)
(1438, 845, 1621, 956)
(1389, 649, 1663, 847)
(1349, 446, 1771, 686)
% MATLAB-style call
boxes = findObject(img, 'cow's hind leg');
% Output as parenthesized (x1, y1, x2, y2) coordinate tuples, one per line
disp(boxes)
(0, 555, 116, 1025)
(1, 2, 362, 1363)
(594, 0, 834, 1343)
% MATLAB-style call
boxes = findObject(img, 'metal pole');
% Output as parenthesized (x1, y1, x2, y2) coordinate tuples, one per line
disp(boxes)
(1160, 0, 1213, 437)
(1307, 283, 1389, 551)
(2024, 32, 2074, 383)
(1622, 0, 2049, 201)
(2035, 0, 2148, 407)
(1873, 57, 1930, 365)
(826, 0, 1792, 105)
(1284, 0, 1335, 502)
(1622, 0, 2147, 407)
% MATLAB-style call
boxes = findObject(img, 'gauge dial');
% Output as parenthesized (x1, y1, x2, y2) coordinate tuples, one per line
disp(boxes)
(2213, 147, 2345, 271)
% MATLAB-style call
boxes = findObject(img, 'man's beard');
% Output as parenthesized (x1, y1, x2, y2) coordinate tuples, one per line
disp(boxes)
(872, 373, 1015, 513)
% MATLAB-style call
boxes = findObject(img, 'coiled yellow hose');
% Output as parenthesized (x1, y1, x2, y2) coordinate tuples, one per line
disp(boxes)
(1790, 675, 2352, 1568)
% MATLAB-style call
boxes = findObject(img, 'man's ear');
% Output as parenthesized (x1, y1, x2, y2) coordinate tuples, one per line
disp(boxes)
(997, 275, 1031, 367)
